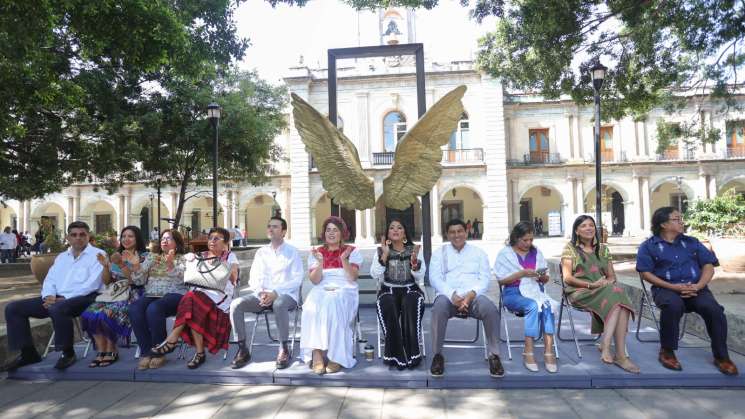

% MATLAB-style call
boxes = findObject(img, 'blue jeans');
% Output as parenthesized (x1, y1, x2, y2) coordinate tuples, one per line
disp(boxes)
(129, 293, 183, 357)
(1, 249, 15, 263)
(502, 286, 555, 338)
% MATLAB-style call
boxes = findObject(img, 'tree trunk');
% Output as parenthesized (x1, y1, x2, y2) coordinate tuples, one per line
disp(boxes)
(173, 170, 192, 230)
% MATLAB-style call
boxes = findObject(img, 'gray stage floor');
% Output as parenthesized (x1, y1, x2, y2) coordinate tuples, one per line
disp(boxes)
(8, 306, 745, 389)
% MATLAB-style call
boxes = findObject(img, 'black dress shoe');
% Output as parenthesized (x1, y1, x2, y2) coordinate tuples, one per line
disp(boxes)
(430, 353, 445, 377)
(54, 353, 77, 370)
(489, 354, 505, 378)
(1, 352, 42, 372)
(230, 347, 251, 369)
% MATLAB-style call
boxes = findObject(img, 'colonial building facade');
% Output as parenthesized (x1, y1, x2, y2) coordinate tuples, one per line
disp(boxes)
(2, 9, 744, 248)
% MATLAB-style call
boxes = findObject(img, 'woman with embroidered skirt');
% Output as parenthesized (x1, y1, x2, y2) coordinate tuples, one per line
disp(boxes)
(370, 219, 425, 370)
(301, 216, 362, 374)
(129, 229, 188, 370)
(81, 226, 148, 368)
(561, 215, 639, 374)
(494, 222, 559, 373)
(152, 227, 239, 369)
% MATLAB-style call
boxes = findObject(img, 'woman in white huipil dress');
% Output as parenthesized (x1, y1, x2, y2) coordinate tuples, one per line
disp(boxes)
(300, 216, 362, 374)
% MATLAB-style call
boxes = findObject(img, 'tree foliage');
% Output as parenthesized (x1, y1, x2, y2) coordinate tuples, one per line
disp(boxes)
(686, 189, 745, 237)
(135, 69, 287, 228)
(0, 0, 248, 201)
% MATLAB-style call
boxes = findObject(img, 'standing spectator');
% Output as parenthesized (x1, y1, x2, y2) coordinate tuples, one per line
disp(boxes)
(231, 225, 243, 247)
(23, 232, 32, 255)
(537, 218, 544, 236)
(465, 219, 472, 239)
(13, 230, 22, 259)
(472, 218, 481, 239)
(0, 227, 18, 263)
(149, 227, 159, 242)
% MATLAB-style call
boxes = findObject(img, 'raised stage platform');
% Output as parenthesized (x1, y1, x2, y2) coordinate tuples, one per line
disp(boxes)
(8, 306, 745, 389)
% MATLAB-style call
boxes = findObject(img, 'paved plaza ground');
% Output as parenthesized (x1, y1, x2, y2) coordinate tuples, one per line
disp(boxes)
(0, 378, 744, 419)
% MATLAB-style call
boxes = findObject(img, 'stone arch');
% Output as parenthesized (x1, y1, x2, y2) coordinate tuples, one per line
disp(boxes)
(649, 176, 697, 202)
(439, 185, 484, 239)
(0, 204, 18, 231)
(80, 200, 118, 234)
(517, 184, 566, 236)
(243, 193, 281, 241)
(650, 179, 695, 215)
(182, 196, 225, 235)
(583, 183, 630, 236)
(718, 174, 745, 196)
(374, 195, 422, 242)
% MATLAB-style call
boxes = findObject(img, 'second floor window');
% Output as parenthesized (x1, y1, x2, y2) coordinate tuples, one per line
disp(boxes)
(600, 126, 613, 161)
(449, 112, 470, 149)
(383, 111, 406, 152)
(528, 128, 549, 162)
(727, 120, 745, 150)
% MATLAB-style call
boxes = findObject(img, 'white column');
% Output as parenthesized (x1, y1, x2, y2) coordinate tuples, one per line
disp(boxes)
(481, 76, 509, 242)
(566, 114, 575, 160)
(123, 191, 131, 227)
(355, 92, 370, 166)
(67, 197, 74, 229)
(170, 192, 178, 231)
(231, 190, 239, 229)
(289, 89, 311, 248)
(629, 176, 642, 235)
(708, 175, 718, 199)
(510, 178, 521, 226)
(118, 194, 125, 232)
(354, 210, 372, 245)
(22, 201, 31, 232)
(573, 109, 583, 160)
(74, 191, 81, 222)
(575, 177, 585, 214)
(365, 208, 374, 242)
(431, 184, 442, 244)
(641, 177, 652, 231)
(562, 177, 576, 237)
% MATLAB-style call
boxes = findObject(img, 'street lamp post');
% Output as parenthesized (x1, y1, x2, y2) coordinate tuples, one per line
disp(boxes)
(155, 175, 163, 233)
(207, 102, 221, 228)
(591, 61, 607, 244)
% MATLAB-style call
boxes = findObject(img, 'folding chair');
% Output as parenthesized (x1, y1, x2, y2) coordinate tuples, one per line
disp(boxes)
(375, 283, 426, 360)
(556, 266, 601, 359)
(43, 317, 91, 358)
(246, 295, 302, 358)
(498, 284, 560, 361)
(442, 313, 488, 360)
(636, 273, 689, 342)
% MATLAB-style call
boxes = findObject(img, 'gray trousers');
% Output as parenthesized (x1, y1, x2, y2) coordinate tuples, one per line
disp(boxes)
(430, 294, 501, 356)
(229, 294, 297, 343)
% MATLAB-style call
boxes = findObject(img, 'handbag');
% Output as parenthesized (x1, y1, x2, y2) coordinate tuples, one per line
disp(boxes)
(95, 279, 131, 303)
(184, 255, 230, 293)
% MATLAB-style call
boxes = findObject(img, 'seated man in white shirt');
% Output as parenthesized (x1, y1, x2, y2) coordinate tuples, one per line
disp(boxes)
(429, 218, 504, 378)
(2, 221, 104, 371)
(229, 217, 303, 369)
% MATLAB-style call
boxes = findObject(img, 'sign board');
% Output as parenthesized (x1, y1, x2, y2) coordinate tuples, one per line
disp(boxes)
(547, 211, 562, 237)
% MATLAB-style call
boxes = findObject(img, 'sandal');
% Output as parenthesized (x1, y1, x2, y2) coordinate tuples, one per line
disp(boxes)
(544, 353, 558, 373)
(152, 340, 178, 356)
(522, 353, 539, 372)
(614, 356, 640, 374)
(88, 352, 105, 368)
(598, 343, 614, 364)
(98, 352, 119, 367)
(187, 352, 206, 369)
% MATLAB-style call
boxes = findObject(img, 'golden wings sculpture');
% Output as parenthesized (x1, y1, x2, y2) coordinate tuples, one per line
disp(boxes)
(291, 85, 466, 211)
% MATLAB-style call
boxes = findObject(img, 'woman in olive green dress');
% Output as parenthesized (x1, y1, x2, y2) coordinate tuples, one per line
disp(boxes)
(560, 215, 640, 374)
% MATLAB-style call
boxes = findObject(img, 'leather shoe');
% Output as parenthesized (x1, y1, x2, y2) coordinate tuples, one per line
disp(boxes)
(714, 358, 739, 376)
(489, 354, 505, 378)
(231, 347, 251, 369)
(54, 353, 77, 370)
(1, 352, 42, 372)
(276, 349, 290, 369)
(658, 349, 682, 371)
(430, 353, 445, 377)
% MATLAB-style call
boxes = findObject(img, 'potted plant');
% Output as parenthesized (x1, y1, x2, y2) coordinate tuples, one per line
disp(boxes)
(30, 219, 67, 283)
(686, 190, 745, 273)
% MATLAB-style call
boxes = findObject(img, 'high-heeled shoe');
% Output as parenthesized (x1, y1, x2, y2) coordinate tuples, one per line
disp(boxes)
(187, 351, 206, 369)
(152, 340, 178, 356)
(522, 352, 539, 372)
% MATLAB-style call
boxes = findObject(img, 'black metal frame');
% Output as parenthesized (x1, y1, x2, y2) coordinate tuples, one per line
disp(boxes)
(636, 274, 690, 343)
(498, 284, 560, 361)
(556, 267, 601, 359)
(326, 44, 432, 280)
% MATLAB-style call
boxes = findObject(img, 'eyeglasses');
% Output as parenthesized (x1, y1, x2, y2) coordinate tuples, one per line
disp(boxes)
(208, 236, 224, 242)
(160, 237, 173, 242)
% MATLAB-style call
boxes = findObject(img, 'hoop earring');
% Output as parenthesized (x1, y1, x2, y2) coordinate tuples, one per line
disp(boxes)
(403, 237, 408, 244)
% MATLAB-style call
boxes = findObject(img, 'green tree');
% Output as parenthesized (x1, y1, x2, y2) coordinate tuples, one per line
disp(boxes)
(135, 69, 287, 229)
(0, 0, 248, 201)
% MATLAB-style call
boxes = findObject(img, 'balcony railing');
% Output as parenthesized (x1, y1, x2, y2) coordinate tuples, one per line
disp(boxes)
(442, 148, 484, 163)
(372, 148, 485, 166)
(656, 149, 696, 161)
(726, 147, 745, 159)
(507, 152, 564, 166)
(372, 152, 395, 165)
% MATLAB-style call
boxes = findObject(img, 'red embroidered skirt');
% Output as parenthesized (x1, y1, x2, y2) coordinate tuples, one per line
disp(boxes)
(174, 290, 231, 353)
